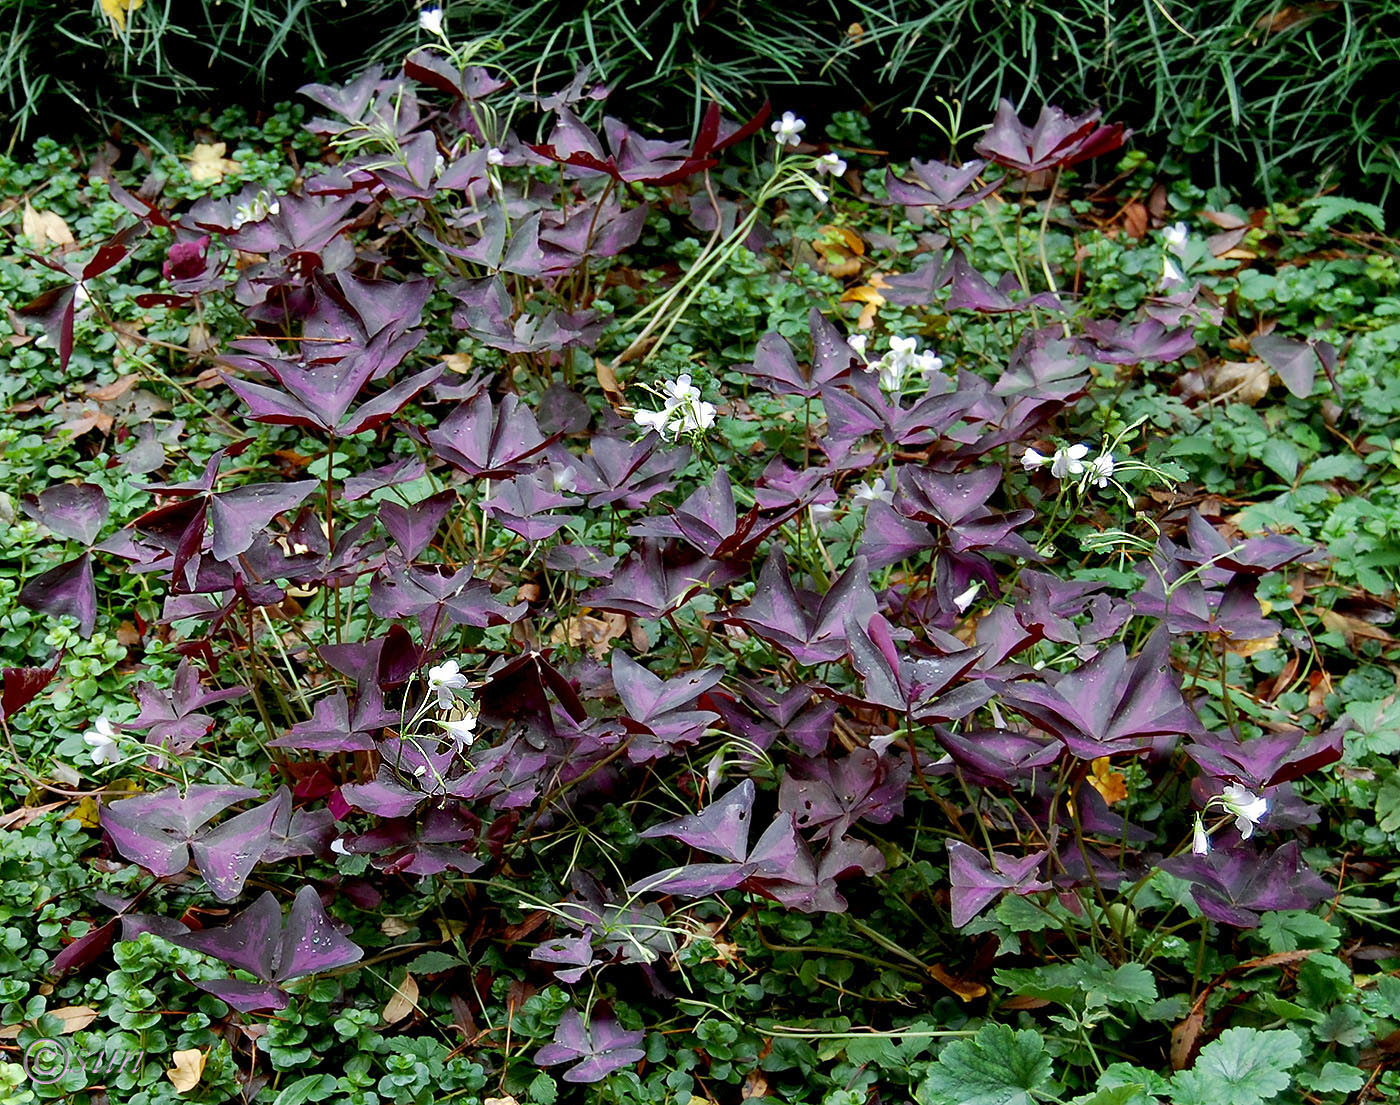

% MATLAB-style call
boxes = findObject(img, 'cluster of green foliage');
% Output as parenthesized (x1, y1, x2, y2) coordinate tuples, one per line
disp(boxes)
(2, 90, 1400, 1105)
(6, 1, 1400, 202)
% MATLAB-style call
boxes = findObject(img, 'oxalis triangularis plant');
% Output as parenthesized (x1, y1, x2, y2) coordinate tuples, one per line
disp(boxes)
(7, 12, 1349, 1088)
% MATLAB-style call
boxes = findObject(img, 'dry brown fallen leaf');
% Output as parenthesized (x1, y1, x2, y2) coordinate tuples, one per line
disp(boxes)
(188, 143, 241, 184)
(50, 1005, 99, 1034)
(86, 374, 140, 402)
(595, 357, 625, 408)
(0, 799, 66, 832)
(380, 916, 414, 938)
(166, 1048, 206, 1094)
(22, 201, 74, 248)
(383, 973, 420, 1024)
(550, 612, 628, 659)
(1212, 360, 1270, 405)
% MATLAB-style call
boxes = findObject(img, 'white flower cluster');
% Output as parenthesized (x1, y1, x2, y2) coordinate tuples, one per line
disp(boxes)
(853, 334, 946, 393)
(1022, 443, 1115, 489)
(1193, 783, 1268, 854)
(632, 373, 717, 441)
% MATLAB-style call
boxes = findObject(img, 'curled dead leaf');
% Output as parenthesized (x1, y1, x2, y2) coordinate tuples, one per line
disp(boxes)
(595, 357, 625, 408)
(928, 963, 988, 1002)
(380, 916, 413, 938)
(550, 612, 628, 659)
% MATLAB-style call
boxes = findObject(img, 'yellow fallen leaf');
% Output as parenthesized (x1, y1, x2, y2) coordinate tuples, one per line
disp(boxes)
(70, 796, 102, 829)
(166, 1048, 206, 1094)
(187, 143, 241, 184)
(841, 280, 887, 329)
(1088, 756, 1128, 805)
(22, 202, 74, 248)
(813, 228, 863, 278)
(383, 973, 419, 1024)
(99, 0, 144, 31)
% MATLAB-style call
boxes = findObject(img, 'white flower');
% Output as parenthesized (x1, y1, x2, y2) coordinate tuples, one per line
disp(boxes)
(1161, 256, 1185, 289)
(953, 582, 981, 613)
(886, 335, 918, 366)
(815, 152, 847, 176)
(913, 350, 946, 382)
(330, 838, 351, 856)
(809, 502, 836, 526)
(676, 400, 717, 436)
(427, 660, 468, 709)
(875, 356, 905, 392)
(440, 713, 479, 752)
(847, 334, 868, 359)
(418, 5, 443, 34)
(549, 463, 578, 493)
(633, 406, 671, 434)
(1215, 784, 1268, 839)
(231, 191, 277, 230)
(83, 718, 120, 766)
(853, 477, 893, 506)
(663, 373, 701, 404)
(771, 111, 806, 148)
(871, 335, 921, 392)
(1086, 453, 1115, 489)
(73, 283, 91, 307)
(485, 147, 505, 166)
(1163, 221, 1190, 259)
(1021, 448, 1049, 472)
(805, 182, 830, 206)
(1192, 813, 1211, 856)
(1050, 444, 1090, 480)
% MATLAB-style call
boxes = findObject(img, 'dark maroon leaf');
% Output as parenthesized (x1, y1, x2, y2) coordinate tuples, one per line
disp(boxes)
(536, 1010, 645, 1083)
(2, 652, 63, 720)
(19, 554, 97, 636)
(1252, 333, 1318, 398)
(427, 392, 552, 477)
(1161, 842, 1332, 927)
(947, 841, 1050, 926)
(21, 483, 109, 544)
(884, 159, 996, 210)
(379, 490, 458, 560)
(999, 629, 1198, 759)
(721, 550, 875, 665)
(973, 99, 1128, 173)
